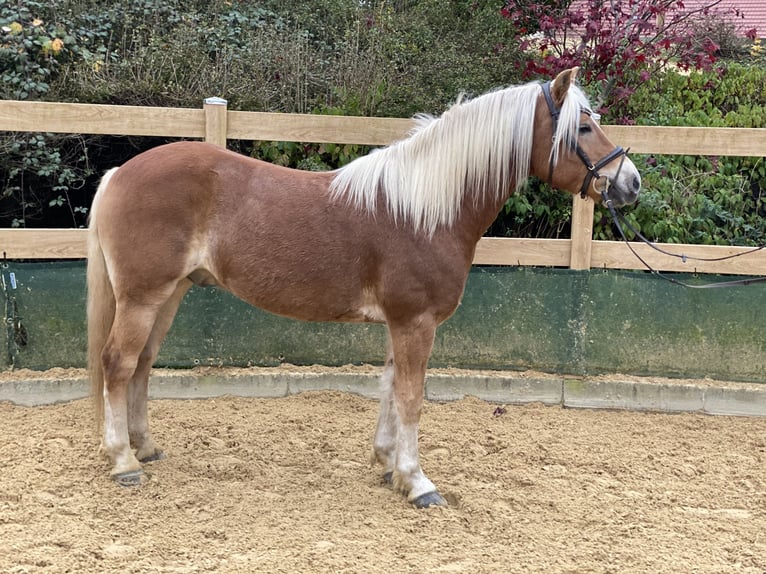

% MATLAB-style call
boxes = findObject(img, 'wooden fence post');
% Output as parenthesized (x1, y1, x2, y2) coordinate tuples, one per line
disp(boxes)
(203, 97, 228, 147)
(569, 194, 595, 270)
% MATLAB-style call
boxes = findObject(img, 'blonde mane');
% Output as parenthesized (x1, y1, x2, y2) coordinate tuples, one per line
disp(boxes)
(329, 79, 592, 236)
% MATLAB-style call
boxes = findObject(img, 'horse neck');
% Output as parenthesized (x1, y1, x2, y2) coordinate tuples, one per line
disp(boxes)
(451, 179, 518, 245)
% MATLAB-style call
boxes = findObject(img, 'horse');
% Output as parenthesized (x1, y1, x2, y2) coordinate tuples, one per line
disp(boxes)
(87, 67, 641, 507)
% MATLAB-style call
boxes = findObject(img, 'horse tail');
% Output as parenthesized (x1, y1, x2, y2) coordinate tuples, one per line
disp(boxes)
(87, 167, 119, 429)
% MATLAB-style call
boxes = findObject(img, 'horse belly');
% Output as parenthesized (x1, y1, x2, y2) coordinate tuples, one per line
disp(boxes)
(215, 254, 377, 324)
(223, 279, 377, 323)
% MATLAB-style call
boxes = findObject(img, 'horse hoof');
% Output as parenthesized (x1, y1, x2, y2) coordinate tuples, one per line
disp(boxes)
(139, 450, 166, 463)
(382, 471, 393, 485)
(412, 491, 448, 508)
(112, 469, 144, 487)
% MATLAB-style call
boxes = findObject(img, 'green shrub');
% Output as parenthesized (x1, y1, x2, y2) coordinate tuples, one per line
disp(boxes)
(247, 140, 369, 171)
(0, 1, 762, 243)
(0, 2, 94, 226)
(490, 62, 766, 245)
(596, 156, 766, 245)
(607, 62, 766, 246)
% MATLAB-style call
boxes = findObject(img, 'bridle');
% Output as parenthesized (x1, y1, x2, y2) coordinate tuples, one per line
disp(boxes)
(540, 81, 766, 288)
(541, 81, 627, 199)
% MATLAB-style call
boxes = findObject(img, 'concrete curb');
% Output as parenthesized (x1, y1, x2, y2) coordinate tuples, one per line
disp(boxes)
(1, 369, 765, 417)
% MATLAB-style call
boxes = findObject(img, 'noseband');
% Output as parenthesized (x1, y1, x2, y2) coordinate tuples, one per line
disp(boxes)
(541, 81, 627, 198)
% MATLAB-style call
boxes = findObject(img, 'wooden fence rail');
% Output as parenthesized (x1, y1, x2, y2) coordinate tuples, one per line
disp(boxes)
(1, 98, 765, 275)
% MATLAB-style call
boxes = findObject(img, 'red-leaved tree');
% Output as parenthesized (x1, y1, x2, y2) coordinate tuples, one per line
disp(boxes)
(501, 0, 748, 121)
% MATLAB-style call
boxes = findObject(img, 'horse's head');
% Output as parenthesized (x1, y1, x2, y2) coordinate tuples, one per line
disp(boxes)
(532, 67, 641, 206)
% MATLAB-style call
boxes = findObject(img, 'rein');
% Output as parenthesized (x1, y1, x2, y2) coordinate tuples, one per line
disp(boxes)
(541, 81, 766, 288)
(541, 81, 626, 198)
(601, 188, 766, 288)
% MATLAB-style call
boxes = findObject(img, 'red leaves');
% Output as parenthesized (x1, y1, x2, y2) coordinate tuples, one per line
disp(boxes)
(500, 0, 731, 117)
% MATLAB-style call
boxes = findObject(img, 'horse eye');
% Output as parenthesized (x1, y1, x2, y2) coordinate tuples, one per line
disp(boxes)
(578, 124, 592, 135)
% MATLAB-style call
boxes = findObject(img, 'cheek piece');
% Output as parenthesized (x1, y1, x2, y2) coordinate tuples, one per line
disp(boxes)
(541, 81, 627, 199)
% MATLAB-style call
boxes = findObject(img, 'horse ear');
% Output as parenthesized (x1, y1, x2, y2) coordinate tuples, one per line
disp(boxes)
(551, 67, 580, 106)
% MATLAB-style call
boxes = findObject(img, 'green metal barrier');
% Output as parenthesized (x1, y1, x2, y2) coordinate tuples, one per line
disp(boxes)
(2, 261, 764, 381)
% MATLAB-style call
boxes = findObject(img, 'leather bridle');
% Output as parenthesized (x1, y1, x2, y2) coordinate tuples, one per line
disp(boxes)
(541, 81, 627, 199)
(540, 83, 766, 288)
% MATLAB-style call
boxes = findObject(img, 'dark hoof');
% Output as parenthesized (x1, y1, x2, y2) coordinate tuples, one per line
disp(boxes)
(139, 450, 166, 463)
(382, 471, 393, 485)
(412, 491, 448, 508)
(112, 469, 143, 487)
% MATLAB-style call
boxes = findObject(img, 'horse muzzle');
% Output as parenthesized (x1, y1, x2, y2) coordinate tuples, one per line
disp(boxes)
(599, 157, 641, 207)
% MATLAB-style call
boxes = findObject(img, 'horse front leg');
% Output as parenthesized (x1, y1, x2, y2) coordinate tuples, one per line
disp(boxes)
(386, 316, 447, 508)
(372, 333, 397, 483)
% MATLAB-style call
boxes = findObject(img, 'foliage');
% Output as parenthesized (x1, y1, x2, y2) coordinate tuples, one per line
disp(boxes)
(248, 140, 370, 172)
(372, 0, 525, 116)
(488, 183, 574, 239)
(0, 1, 61, 100)
(606, 157, 766, 245)
(0, 1, 93, 226)
(0, 132, 91, 227)
(501, 0, 745, 119)
(0, 0, 525, 227)
(0, 0, 763, 248)
(601, 62, 766, 246)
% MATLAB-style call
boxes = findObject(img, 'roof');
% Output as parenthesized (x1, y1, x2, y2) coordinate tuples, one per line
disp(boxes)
(671, 0, 766, 38)
(565, 1, 766, 39)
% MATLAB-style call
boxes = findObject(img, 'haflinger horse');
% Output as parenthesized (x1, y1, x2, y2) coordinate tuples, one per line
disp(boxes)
(88, 67, 640, 507)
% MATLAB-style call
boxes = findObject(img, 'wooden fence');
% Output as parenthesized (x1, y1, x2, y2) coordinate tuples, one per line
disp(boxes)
(1, 97, 765, 276)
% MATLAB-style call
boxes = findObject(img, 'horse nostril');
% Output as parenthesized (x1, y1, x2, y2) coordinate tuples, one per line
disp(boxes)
(632, 176, 641, 192)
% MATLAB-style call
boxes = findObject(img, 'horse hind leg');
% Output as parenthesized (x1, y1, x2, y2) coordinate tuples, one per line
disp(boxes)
(127, 280, 191, 464)
(100, 297, 173, 486)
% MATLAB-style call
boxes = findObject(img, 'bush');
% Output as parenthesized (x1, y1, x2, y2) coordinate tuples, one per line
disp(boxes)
(0, 0, 526, 227)
(0, 1, 94, 226)
(0, 1, 763, 244)
(489, 61, 766, 245)
(595, 156, 766, 245)
(609, 62, 766, 246)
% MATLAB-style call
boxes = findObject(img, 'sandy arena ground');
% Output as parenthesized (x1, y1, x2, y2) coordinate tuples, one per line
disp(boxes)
(1, 382, 765, 573)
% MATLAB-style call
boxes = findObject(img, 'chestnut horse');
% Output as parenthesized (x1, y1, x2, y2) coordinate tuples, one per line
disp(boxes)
(88, 68, 641, 507)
